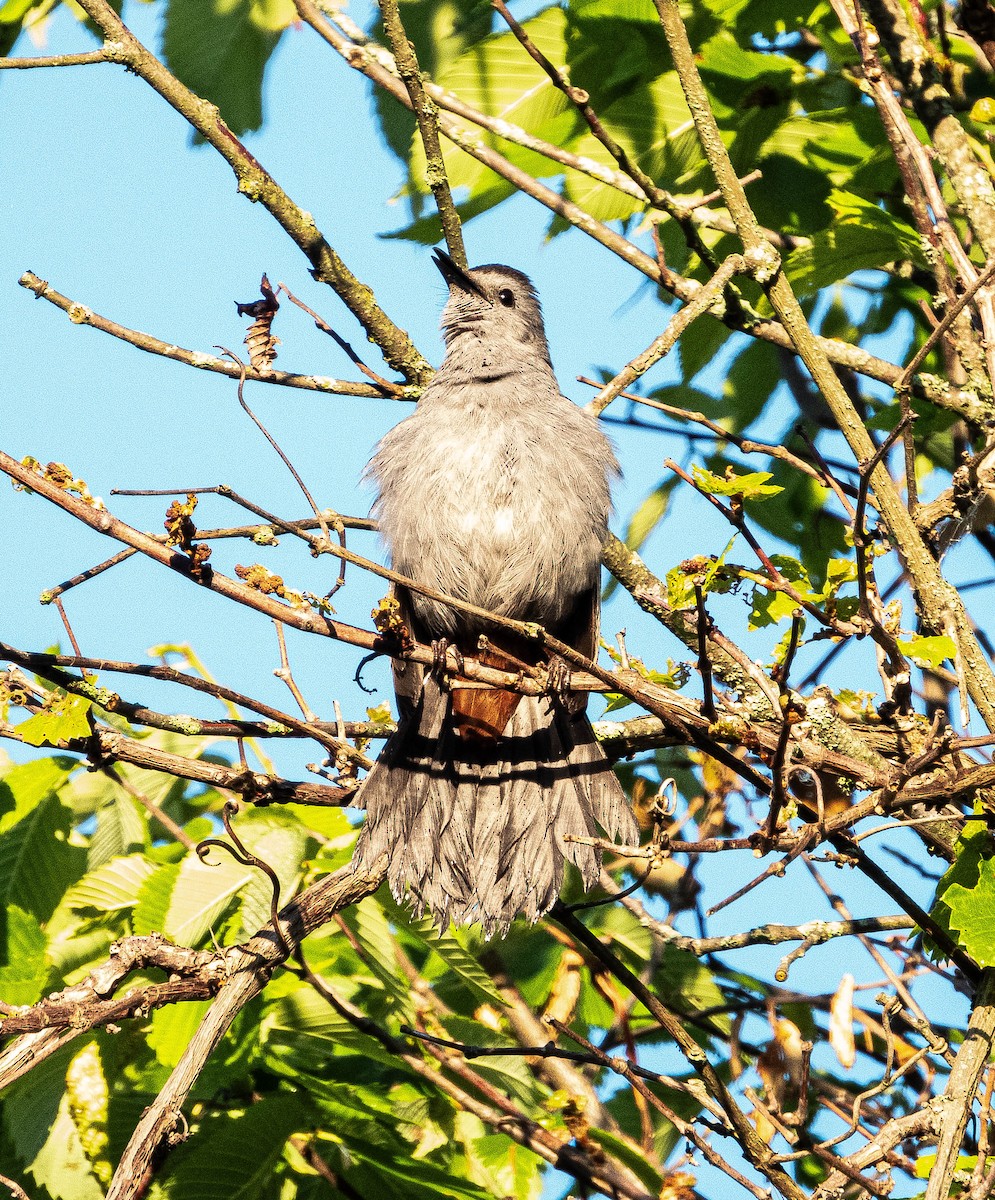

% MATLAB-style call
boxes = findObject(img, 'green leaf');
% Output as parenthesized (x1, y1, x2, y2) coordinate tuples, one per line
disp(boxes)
(465, 1132, 543, 1200)
(749, 586, 804, 630)
(656, 944, 731, 1034)
(560, 71, 700, 219)
(0, 790, 87, 923)
(699, 27, 802, 86)
(0, 756, 75, 833)
(425, 931, 507, 1009)
(158, 1095, 312, 1199)
(133, 811, 309, 947)
(133, 857, 241, 947)
(63, 854, 158, 915)
(226, 808, 311, 938)
(624, 477, 677, 552)
(666, 565, 696, 611)
(345, 895, 414, 1008)
(896, 635, 956, 671)
(587, 1126, 664, 1192)
(264, 986, 404, 1068)
(439, 1015, 541, 1107)
(27, 1094, 105, 1200)
(336, 1142, 496, 1199)
(780, 189, 926, 298)
(0, 904, 47, 1006)
(385, 898, 507, 1009)
(163, 0, 295, 136)
(930, 821, 994, 961)
(407, 7, 577, 203)
(88, 793, 147, 868)
(148, 999, 212, 1069)
(16, 691, 92, 747)
(692, 465, 783, 499)
(942, 867, 995, 967)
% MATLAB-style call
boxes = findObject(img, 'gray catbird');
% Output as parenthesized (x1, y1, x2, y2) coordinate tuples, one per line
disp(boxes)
(352, 251, 638, 936)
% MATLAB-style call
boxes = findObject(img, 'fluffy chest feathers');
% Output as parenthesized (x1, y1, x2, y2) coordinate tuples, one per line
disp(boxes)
(368, 379, 616, 637)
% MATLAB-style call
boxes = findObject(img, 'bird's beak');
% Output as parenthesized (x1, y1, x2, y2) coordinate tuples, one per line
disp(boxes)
(432, 248, 486, 298)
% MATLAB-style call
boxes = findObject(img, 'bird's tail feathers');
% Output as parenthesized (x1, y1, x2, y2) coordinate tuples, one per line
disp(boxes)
(353, 680, 637, 937)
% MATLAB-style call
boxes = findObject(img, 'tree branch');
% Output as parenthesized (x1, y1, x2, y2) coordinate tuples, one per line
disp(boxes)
(18, 272, 399, 399)
(69, 0, 432, 386)
(652, 0, 995, 734)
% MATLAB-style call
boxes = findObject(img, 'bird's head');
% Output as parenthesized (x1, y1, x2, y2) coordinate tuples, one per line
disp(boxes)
(432, 249, 553, 372)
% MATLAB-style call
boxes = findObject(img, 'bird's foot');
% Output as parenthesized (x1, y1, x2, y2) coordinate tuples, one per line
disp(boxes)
(546, 657, 572, 698)
(431, 638, 465, 690)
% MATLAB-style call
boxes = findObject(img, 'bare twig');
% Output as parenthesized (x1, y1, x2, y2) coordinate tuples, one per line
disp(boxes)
(18, 272, 398, 398)
(378, 0, 466, 266)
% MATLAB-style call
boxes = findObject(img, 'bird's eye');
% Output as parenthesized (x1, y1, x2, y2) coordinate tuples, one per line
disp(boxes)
(497, 289, 515, 307)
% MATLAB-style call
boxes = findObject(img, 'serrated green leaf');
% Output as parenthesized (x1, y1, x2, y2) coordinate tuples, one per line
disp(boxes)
(896, 635, 956, 671)
(63, 854, 158, 915)
(347, 896, 413, 1006)
(264, 986, 402, 1068)
(942, 867, 995, 966)
(0, 791, 87, 922)
(780, 189, 926, 298)
(430, 1015, 539, 1107)
(17, 691, 91, 747)
(226, 809, 310, 938)
(425, 932, 507, 1009)
(692, 465, 783, 499)
(465, 1132, 543, 1200)
(133, 856, 240, 947)
(89, 793, 147, 867)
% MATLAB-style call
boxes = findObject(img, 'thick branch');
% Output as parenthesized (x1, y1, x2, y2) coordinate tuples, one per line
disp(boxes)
(864, 0, 995, 259)
(924, 969, 995, 1200)
(69, 0, 432, 386)
(652, 0, 995, 734)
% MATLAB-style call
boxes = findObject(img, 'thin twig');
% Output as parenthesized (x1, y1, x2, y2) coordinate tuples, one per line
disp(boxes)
(587, 254, 748, 415)
(18, 273, 396, 398)
(378, 0, 467, 266)
(216, 348, 335, 557)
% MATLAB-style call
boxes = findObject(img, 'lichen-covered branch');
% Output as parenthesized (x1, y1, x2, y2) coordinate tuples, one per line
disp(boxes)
(378, 0, 467, 266)
(652, 0, 995, 733)
(18, 272, 398, 399)
(69, 0, 432, 386)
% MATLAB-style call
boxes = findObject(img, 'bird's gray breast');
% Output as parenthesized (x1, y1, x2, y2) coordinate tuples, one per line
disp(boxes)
(370, 383, 610, 638)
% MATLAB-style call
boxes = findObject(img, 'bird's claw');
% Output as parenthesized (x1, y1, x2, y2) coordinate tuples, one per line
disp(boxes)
(431, 638, 465, 689)
(546, 657, 572, 701)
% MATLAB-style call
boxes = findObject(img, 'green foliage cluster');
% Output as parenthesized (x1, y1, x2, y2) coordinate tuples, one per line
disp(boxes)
(0, 745, 730, 1199)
